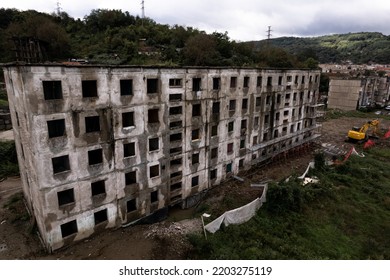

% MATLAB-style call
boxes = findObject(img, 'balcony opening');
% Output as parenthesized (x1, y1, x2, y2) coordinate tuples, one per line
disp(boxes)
(57, 188, 75, 206)
(123, 142, 135, 157)
(192, 104, 201, 117)
(127, 199, 137, 212)
(147, 78, 158, 94)
(169, 106, 182, 115)
(120, 79, 133, 96)
(91, 180, 105, 196)
(85, 116, 100, 133)
(151, 190, 158, 203)
(192, 153, 199, 165)
(212, 102, 220, 114)
(61, 220, 78, 238)
(125, 171, 137, 185)
(213, 77, 220, 90)
(43, 81, 62, 100)
(52, 155, 70, 174)
(170, 133, 182, 142)
(149, 137, 159, 151)
(88, 148, 103, 165)
(170, 171, 182, 178)
(169, 120, 182, 129)
(211, 124, 218, 136)
(192, 129, 200, 141)
(170, 182, 182, 191)
(122, 112, 134, 127)
(191, 176, 199, 187)
(82, 80, 98, 98)
(242, 98, 248, 110)
(170, 158, 182, 167)
(94, 209, 108, 225)
(148, 109, 159, 124)
(192, 78, 201, 91)
(47, 119, 65, 138)
(211, 147, 218, 159)
(169, 94, 182, 101)
(150, 165, 159, 178)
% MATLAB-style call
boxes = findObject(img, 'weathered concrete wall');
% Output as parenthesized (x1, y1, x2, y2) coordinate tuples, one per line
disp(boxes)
(328, 79, 361, 110)
(2, 65, 321, 251)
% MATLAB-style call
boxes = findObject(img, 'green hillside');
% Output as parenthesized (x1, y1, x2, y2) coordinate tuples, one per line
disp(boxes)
(253, 32, 390, 64)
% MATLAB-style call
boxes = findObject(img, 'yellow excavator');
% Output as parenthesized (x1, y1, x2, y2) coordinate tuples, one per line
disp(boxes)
(347, 119, 380, 142)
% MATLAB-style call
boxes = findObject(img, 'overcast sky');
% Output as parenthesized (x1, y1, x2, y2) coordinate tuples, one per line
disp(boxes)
(1, 0, 389, 41)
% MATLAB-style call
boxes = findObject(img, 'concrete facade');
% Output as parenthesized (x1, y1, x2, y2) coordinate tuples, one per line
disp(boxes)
(328, 79, 361, 110)
(2, 64, 321, 251)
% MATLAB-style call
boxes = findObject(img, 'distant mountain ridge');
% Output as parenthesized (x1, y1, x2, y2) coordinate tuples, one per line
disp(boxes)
(252, 32, 390, 64)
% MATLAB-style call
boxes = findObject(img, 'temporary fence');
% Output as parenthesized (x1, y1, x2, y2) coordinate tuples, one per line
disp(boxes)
(204, 184, 268, 233)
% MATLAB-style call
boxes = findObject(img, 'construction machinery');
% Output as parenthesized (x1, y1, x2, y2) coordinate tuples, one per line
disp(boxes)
(347, 119, 380, 142)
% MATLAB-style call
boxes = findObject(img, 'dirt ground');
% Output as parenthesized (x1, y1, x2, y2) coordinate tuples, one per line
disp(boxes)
(1, 116, 390, 260)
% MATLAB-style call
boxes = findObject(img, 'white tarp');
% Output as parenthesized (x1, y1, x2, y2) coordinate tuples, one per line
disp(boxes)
(297, 161, 315, 179)
(204, 185, 267, 233)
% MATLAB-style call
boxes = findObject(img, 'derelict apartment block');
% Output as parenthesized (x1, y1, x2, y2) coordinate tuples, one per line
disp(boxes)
(2, 64, 321, 251)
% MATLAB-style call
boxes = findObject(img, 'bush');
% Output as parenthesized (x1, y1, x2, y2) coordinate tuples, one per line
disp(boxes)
(0, 141, 19, 178)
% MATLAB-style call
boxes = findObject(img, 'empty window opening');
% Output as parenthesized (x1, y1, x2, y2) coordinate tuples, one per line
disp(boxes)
(170, 133, 182, 142)
(170, 158, 182, 167)
(229, 100, 236, 111)
(253, 136, 258, 145)
(212, 102, 220, 114)
(213, 77, 221, 90)
(94, 209, 108, 225)
(263, 132, 268, 141)
(169, 106, 182, 115)
(276, 112, 280, 121)
(192, 176, 199, 187)
(192, 78, 201, 91)
(125, 171, 137, 185)
(284, 110, 289, 116)
(150, 165, 159, 178)
(170, 182, 182, 191)
(301, 76, 305, 84)
(85, 116, 100, 133)
(243, 76, 250, 88)
(57, 188, 75, 206)
(242, 98, 248, 110)
(43, 81, 62, 100)
(226, 163, 232, 173)
(264, 115, 270, 125)
(170, 171, 182, 179)
(82, 80, 98, 98)
(192, 153, 199, 165)
(256, 97, 261, 107)
(227, 143, 234, 154)
(297, 123, 301, 130)
(169, 94, 182, 101)
(127, 199, 137, 212)
(277, 94, 281, 104)
(88, 149, 103, 165)
(292, 109, 296, 116)
(151, 190, 158, 203)
(286, 93, 291, 100)
(91, 180, 105, 196)
(267, 77, 272, 86)
(287, 76, 292, 82)
(61, 220, 77, 238)
(274, 130, 279, 138)
(170, 182, 181, 192)
(295, 76, 299, 84)
(257, 76, 262, 87)
(210, 169, 217, 179)
(266, 95, 271, 105)
(315, 75, 319, 83)
(293, 92, 297, 101)
(123, 142, 135, 158)
(240, 139, 245, 149)
(241, 119, 247, 130)
(149, 137, 159, 151)
(147, 78, 158, 94)
(148, 109, 159, 124)
(169, 78, 182, 87)
(170, 147, 182, 155)
(211, 147, 218, 159)
(309, 75, 313, 83)
(47, 119, 65, 138)
(286, 85, 291, 90)
(278, 76, 283, 85)
(283, 126, 288, 134)
(120, 79, 133, 96)
(169, 120, 182, 129)
(211, 125, 218, 136)
(192, 104, 201, 117)
(230, 77, 237, 88)
(192, 129, 200, 141)
(290, 124, 295, 133)
(254, 116, 259, 126)
(122, 112, 134, 127)
(228, 121, 234, 132)
(52, 155, 70, 174)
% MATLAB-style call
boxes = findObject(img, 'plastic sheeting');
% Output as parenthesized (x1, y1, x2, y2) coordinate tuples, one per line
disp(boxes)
(204, 185, 267, 233)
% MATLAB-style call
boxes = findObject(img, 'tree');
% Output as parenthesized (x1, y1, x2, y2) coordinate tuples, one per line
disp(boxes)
(182, 33, 218, 66)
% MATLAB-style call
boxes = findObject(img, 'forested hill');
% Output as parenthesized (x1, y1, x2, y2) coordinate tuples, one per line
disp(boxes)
(253, 32, 390, 64)
(0, 8, 389, 66)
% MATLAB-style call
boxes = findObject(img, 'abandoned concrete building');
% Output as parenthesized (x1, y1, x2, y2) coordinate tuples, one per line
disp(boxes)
(2, 64, 321, 251)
